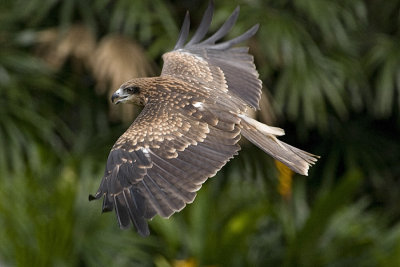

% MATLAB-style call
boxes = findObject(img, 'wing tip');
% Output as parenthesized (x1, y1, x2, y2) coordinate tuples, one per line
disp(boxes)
(175, 2, 259, 49)
(137, 224, 150, 236)
(174, 11, 191, 50)
(186, 0, 215, 46)
(251, 23, 260, 36)
(208, 0, 215, 10)
(117, 214, 150, 237)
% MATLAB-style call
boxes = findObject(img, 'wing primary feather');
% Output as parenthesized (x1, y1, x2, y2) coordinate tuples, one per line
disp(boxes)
(130, 188, 146, 217)
(122, 189, 149, 236)
(174, 11, 191, 49)
(102, 193, 114, 212)
(89, 171, 109, 201)
(144, 175, 177, 212)
(186, 0, 214, 45)
(152, 160, 202, 191)
(153, 172, 197, 202)
(210, 24, 259, 50)
(140, 179, 166, 217)
(149, 150, 191, 176)
(200, 6, 240, 45)
(141, 178, 172, 217)
(151, 160, 194, 186)
(145, 173, 183, 211)
(114, 194, 131, 229)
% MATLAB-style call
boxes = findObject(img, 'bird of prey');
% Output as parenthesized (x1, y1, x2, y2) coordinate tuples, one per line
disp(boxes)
(89, 1, 318, 236)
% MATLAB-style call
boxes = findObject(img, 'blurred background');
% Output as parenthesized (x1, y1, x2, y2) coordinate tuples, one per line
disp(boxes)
(1, 0, 400, 266)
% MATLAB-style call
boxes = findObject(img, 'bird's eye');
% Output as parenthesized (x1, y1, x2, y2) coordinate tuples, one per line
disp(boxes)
(126, 86, 140, 94)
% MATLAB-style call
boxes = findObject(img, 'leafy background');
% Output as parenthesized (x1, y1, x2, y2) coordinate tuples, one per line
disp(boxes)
(1, 0, 400, 266)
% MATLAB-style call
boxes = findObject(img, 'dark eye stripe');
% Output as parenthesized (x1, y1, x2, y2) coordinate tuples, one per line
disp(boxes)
(127, 86, 140, 94)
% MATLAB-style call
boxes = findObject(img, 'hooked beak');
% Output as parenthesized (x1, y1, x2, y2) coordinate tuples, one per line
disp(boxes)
(111, 88, 128, 104)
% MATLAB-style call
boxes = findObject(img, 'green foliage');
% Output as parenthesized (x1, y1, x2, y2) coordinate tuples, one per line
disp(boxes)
(1, 0, 400, 266)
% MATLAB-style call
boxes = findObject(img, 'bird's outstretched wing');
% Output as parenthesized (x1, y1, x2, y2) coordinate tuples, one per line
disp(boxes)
(91, 2, 263, 236)
(90, 85, 241, 236)
(161, 1, 261, 110)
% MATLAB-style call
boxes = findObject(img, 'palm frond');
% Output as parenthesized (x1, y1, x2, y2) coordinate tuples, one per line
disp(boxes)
(367, 34, 400, 117)
(36, 24, 96, 69)
(91, 34, 155, 122)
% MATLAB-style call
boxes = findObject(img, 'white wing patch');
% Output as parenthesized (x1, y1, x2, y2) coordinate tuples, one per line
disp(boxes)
(193, 101, 205, 111)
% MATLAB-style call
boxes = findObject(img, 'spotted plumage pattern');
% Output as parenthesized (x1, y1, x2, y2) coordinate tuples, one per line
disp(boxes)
(90, 1, 318, 236)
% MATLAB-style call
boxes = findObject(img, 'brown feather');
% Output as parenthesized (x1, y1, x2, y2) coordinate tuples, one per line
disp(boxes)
(90, 2, 318, 236)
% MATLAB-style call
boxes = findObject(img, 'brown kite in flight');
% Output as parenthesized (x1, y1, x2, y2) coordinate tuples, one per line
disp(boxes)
(90, 1, 318, 236)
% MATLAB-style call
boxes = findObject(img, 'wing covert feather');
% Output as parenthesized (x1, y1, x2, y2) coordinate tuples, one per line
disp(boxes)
(90, 97, 241, 236)
(161, 3, 261, 109)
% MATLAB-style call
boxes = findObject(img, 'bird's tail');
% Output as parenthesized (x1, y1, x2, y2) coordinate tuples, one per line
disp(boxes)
(239, 114, 318, 175)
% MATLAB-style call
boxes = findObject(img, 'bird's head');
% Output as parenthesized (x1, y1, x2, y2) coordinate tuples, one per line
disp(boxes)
(111, 79, 146, 105)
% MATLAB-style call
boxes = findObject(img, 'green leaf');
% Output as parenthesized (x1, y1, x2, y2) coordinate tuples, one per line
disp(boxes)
(285, 169, 363, 266)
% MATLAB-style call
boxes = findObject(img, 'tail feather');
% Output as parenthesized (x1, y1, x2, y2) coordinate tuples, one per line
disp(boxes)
(240, 115, 318, 175)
